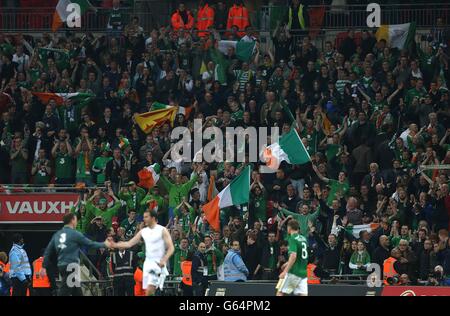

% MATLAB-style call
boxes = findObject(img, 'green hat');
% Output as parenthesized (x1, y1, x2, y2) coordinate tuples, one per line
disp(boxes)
(127, 181, 136, 186)
(101, 142, 111, 152)
(118, 137, 130, 150)
(99, 198, 107, 204)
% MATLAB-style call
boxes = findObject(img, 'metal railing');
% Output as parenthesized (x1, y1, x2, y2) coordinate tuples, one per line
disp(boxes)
(0, 3, 448, 33)
(260, 4, 449, 32)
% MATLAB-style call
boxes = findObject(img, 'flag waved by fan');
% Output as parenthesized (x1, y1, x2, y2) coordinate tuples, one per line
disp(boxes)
(138, 163, 161, 190)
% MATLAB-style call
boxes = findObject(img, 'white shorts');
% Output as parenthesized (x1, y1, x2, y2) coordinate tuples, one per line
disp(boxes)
(142, 259, 169, 290)
(277, 273, 308, 296)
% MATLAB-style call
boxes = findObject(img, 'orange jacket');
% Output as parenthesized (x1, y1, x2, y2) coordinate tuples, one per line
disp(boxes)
(227, 4, 250, 35)
(32, 257, 51, 288)
(307, 263, 321, 284)
(197, 4, 215, 37)
(134, 267, 146, 296)
(383, 257, 398, 286)
(0, 261, 8, 272)
(181, 260, 192, 286)
(171, 10, 195, 31)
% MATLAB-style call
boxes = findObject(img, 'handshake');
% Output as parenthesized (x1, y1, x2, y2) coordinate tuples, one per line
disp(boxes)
(104, 237, 122, 249)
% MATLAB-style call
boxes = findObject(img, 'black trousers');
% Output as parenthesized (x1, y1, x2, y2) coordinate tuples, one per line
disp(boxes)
(58, 267, 83, 296)
(193, 282, 207, 296)
(113, 276, 134, 296)
(180, 282, 193, 296)
(11, 277, 29, 296)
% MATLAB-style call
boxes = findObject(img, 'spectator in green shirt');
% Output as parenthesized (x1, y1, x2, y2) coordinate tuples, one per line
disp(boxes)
(120, 209, 138, 241)
(204, 235, 224, 280)
(92, 143, 112, 186)
(159, 164, 202, 219)
(390, 224, 412, 247)
(249, 180, 267, 226)
(349, 241, 371, 275)
(313, 164, 349, 207)
(74, 129, 94, 186)
(118, 181, 146, 213)
(405, 78, 427, 106)
(31, 148, 52, 185)
(140, 185, 166, 221)
(10, 136, 29, 184)
(274, 201, 321, 237)
(174, 199, 196, 236)
(52, 137, 74, 185)
(172, 237, 191, 277)
(85, 186, 121, 228)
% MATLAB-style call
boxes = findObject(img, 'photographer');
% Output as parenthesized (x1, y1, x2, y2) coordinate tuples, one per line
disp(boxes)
(426, 265, 446, 286)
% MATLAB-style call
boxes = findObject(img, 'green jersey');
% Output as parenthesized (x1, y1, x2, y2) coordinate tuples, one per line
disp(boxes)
(174, 206, 196, 235)
(120, 218, 138, 241)
(159, 174, 199, 208)
(250, 192, 267, 222)
(172, 245, 190, 277)
(280, 207, 320, 237)
(118, 187, 146, 212)
(85, 201, 121, 228)
(206, 247, 224, 276)
(92, 156, 112, 185)
(327, 179, 349, 205)
(55, 152, 74, 180)
(287, 233, 308, 278)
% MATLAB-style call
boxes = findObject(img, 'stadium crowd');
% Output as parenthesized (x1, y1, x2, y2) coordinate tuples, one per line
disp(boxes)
(1, 0, 450, 296)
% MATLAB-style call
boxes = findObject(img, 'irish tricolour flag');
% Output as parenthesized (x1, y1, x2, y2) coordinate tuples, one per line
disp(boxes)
(346, 223, 380, 238)
(32, 92, 94, 106)
(261, 128, 311, 170)
(376, 22, 416, 50)
(137, 163, 161, 190)
(52, 0, 96, 31)
(202, 166, 251, 232)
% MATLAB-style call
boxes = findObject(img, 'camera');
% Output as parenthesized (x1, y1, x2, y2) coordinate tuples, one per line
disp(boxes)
(386, 275, 400, 285)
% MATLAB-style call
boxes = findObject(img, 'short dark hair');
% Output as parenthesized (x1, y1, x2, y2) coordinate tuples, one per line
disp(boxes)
(13, 233, 23, 244)
(287, 219, 300, 231)
(63, 213, 76, 225)
(144, 208, 158, 218)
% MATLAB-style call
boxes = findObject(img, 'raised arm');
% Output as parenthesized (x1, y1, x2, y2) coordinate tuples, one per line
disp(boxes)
(387, 82, 404, 105)
(312, 164, 330, 183)
(357, 86, 371, 102)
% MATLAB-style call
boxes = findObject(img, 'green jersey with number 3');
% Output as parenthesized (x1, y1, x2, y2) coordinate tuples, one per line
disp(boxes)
(287, 233, 308, 278)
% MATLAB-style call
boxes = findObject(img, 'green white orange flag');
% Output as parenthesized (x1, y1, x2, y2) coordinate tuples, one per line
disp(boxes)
(202, 166, 251, 232)
(32, 92, 94, 106)
(261, 128, 311, 170)
(376, 22, 416, 50)
(346, 223, 380, 238)
(52, 0, 96, 31)
(138, 163, 161, 190)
